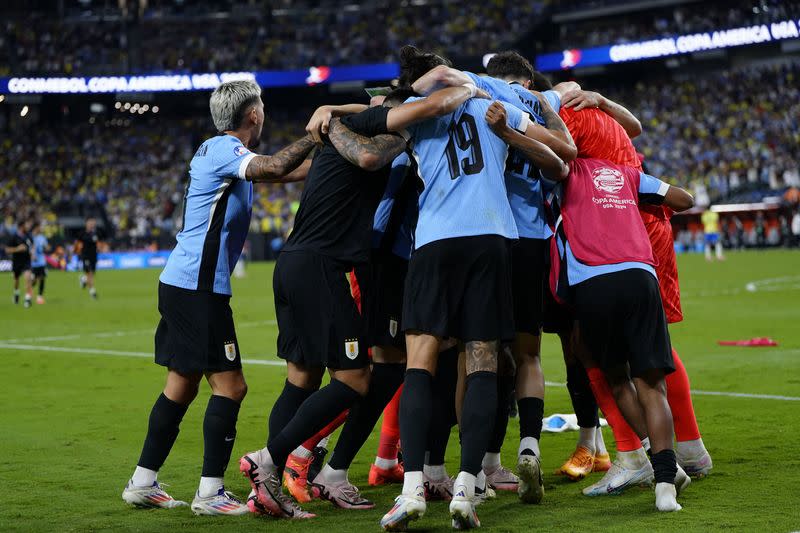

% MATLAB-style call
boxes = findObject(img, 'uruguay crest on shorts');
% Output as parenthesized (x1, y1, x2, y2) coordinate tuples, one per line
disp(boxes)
(345, 339, 359, 360)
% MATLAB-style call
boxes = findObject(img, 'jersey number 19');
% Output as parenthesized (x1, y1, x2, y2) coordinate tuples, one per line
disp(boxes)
(445, 113, 485, 180)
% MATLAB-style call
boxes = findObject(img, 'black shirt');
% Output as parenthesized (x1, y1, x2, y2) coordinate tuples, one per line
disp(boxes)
(7, 232, 32, 266)
(282, 106, 397, 265)
(78, 229, 102, 259)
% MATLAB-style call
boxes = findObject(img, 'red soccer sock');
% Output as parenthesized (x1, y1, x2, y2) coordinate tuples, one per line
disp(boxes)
(376, 384, 403, 460)
(586, 367, 642, 452)
(665, 348, 702, 442)
(300, 408, 349, 452)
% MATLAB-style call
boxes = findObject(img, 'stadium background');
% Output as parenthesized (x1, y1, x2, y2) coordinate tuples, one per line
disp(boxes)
(1, 1, 799, 532)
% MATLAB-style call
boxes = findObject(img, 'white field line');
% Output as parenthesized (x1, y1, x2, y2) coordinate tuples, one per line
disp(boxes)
(0, 343, 796, 402)
(682, 274, 800, 299)
(0, 319, 277, 344)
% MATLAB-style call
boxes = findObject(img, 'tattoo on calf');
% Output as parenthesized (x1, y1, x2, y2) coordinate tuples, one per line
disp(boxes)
(465, 340, 499, 374)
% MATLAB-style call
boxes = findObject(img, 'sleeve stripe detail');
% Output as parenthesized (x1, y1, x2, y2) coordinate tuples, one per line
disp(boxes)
(238, 153, 257, 180)
(657, 181, 670, 197)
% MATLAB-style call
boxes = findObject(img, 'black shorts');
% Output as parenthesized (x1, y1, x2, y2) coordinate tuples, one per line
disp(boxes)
(154, 282, 242, 374)
(83, 257, 97, 273)
(12, 262, 31, 278)
(403, 235, 514, 342)
(274, 250, 369, 370)
(32, 266, 46, 278)
(511, 238, 546, 336)
(574, 269, 673, 377)
(365, 249, 408, 350)
(541, 238, 575, 335)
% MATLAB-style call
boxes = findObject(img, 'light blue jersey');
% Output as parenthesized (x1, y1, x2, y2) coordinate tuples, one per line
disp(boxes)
(406, 97, 528, 249)
(372, 153, 415, 260)
(160, 134, 254, 295)
(31, 234, 48, 268)
(466, 72, 555, 240)
(558, 172, 668, 285)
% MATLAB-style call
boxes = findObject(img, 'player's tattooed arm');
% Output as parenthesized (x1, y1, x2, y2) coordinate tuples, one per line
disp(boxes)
(245, 135, 316, 182)
(465, 340, 499, 374)
(327, 118, 407, 171)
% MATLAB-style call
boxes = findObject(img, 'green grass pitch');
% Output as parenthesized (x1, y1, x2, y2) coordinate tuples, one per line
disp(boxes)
(1, 250, 799, 532)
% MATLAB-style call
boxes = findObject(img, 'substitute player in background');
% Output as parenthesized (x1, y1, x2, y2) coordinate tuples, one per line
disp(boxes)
(702, 207, 725, 261)
(5, 219, 33, 308)
(75, 217, 103, 299)
(30, 222, 49, 305)
(122, 79, 315, 516)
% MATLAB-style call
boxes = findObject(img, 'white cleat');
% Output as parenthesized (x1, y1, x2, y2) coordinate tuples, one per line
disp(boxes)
(484, 465, 519, 492)
(675, 464, 691, 495)
(380, 494, 426, 531)
(312, 477, 375, 509)
(450, 496, 480, 530)
(473, 483, 495, 505)
(190, 488, 250, 516)
(655, 482, 682, 512)
(516, 454, 544, 504)
(582, 459, 654, 496)
(677, 444, 713, 477)
(122, 480, 188, 509)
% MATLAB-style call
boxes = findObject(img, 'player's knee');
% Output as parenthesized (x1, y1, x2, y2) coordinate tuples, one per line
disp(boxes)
(333, 367, 371, 397)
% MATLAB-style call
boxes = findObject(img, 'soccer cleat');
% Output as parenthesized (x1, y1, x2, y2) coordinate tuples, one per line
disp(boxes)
(122, 480, 188, 509)
(36, 295, 45, 305)
(369, 463, 405, 486)
(23, 296, 32, 308)
(312, 477, 375, 509)
(675, 464, 691, 495)
(240, 452, 315, 519)
(593, 452, 612, 472)
(677, 448, 713, 477)
(191, 488, 249, 516)
(12, 293, 19, 304)
(380, 494, 426, 531)
(557, 446, 595, 481)
(484, 465, 519, 491)
(424, 475, 454, 501)
(473, 483, 495, 505)
(582, 458, 654, 496)
(450, 495, 480, 530)
(307, 445, 328, 483)
(517, 453, 544, 504)
(283, 454, 313, 503)
(80, 275, 87, 289)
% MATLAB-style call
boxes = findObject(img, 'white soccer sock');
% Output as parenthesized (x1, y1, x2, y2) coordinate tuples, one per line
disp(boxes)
(481, 452, 501, 471)
(402, 471, 425, 497)
(318, 435, 330, 449)
(476, 469, 487, 491)
(518, 436, 540, 457)
(13, 289, 19, 295)
(198, 476, 224, 498)
(618, 447, 649, 469)
(317, 463, 348, 483)
(453, 471, 476, 499)
(291, 445, 314, 460)
(375, 456, 399, 469)
(641, 437, 651, 454)
(423, 463, 447, 481)
(577, 427, 596, 452)
(131, 466, 157, 488)
(89, 287, 96, 296)
(595, 428, 608, 455)
(256, 447, 276, 469)
(655, 482, 682, 512)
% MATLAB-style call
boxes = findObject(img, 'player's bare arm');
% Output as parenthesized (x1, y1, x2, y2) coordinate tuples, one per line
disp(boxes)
(385, 85, 490, 131)
(278, 159, 312, 182)
(411, 65, 473, 96)
(550, 81, 581, 98)
(663, 186, 694, 212)
(532, 92, 577, 160)
(485, 101, 568, 180)
(327, 118, 407, 171)
(306, 104, 369, 144)
(245, 135, 316, 182)
(562, 90, 643, 138)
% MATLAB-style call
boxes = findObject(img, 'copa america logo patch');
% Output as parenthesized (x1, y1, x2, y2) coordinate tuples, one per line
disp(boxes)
(592, 167, 625, 194)
(345, 339, 359, 360)
(234, 145, 249, 156)
(224, 341, 237, 361)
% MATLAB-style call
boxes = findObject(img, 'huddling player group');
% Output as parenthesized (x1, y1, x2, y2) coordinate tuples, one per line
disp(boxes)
(121, 46, 713, 529)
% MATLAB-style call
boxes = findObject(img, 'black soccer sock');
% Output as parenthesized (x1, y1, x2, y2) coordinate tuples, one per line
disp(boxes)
(517, 397, 544, 442)
(488, 372, 514, 454)
(38, 277, 45, 296)
(137, 393, 190, 471)
(651, 449, 678, 484)
(268, 379, 313, 446)
(400, 369, 434, 472)
(427, 347, 459, 465)
(201, 395, 241, 477)
(268, 379, 360, 470)
(460, 371, 497, 475)
(328, 363, 405, 471)
(566, 361, 599, 428)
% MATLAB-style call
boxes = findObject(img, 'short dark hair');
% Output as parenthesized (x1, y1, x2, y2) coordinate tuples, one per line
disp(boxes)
(383, 87, 418, 107)
(397, 45, 452, 87)
(532, 71, 553, 91)
(486, 51, 534, 83)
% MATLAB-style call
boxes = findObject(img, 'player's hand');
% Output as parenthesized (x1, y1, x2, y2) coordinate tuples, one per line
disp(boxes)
(306, 105, 334, 144)
(485, 101, 510, 136)
(562, 90, 605, 111)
